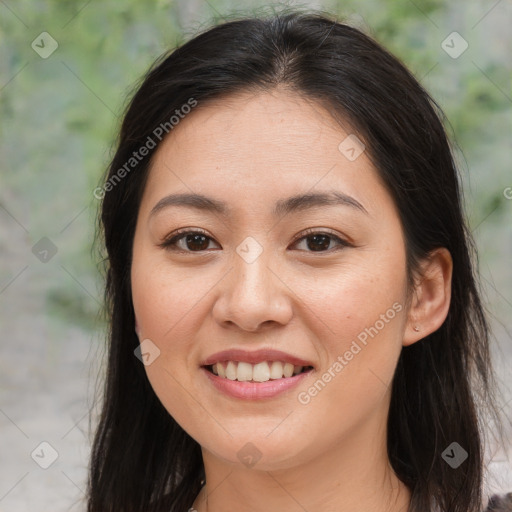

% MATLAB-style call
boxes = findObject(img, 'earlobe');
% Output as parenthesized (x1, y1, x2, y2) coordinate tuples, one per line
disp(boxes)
(403, 247, 453, 346)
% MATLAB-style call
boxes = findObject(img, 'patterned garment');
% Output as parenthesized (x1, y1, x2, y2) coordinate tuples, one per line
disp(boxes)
(485, 493, 512, 511)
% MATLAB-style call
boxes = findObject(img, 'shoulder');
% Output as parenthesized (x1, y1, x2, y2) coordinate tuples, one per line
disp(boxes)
(484, 493, 512, 511)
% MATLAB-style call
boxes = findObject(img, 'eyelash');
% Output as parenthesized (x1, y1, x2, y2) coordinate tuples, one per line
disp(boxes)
(158, 227, 352, 254)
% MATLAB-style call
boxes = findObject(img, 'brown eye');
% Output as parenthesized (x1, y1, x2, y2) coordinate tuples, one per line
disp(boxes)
(159, 229, 220, 252)
(292, 229, 351, 253)
(158, 228, 350, 254)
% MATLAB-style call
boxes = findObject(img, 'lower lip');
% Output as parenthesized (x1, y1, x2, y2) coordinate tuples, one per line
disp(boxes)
(201, 367, 313, 400)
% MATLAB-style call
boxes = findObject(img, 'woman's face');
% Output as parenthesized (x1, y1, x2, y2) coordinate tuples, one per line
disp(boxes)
(131, 89, 411, 471)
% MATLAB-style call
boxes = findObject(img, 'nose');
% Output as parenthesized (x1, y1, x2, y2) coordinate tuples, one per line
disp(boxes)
(212, 248, 294, 332)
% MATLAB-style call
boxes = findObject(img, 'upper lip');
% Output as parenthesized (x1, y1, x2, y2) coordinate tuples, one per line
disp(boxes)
(201, 349, 314, 368)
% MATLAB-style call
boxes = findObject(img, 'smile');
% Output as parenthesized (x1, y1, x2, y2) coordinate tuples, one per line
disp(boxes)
(202, 364, 314, 400)
(205, 361, 313, 382)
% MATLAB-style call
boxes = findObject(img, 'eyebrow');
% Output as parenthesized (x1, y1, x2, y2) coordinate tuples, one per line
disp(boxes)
(149, 191, 369, 219)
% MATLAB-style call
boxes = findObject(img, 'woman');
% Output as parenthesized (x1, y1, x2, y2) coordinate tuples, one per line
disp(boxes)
(88, 10, 510, 512)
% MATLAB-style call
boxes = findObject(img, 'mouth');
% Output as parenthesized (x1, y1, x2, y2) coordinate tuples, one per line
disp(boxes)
(202, 361, 314, 383)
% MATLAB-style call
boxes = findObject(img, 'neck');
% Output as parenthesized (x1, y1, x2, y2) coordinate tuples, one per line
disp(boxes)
(192, 413, 410, 512)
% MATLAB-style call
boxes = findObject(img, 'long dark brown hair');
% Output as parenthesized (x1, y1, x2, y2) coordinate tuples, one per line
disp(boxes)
(89, 9, 506, 512)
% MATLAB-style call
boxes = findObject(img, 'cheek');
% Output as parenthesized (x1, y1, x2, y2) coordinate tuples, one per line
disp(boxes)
(131, 254, 207, 345)
(303, 252, 407, 346)
(131, 258, 210, 431)
(294, 252, 407, 419)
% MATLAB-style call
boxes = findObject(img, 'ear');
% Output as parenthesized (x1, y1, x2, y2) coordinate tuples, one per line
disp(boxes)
(403, 247, 453, 346)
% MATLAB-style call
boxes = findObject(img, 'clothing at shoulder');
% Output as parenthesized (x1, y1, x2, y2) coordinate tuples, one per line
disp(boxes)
(183, 493, 512, 512)
(484, 493, 512, 511)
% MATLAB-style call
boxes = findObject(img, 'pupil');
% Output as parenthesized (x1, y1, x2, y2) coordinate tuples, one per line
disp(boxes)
(187, 234, 208, 251)
(308, 234, 329, 251)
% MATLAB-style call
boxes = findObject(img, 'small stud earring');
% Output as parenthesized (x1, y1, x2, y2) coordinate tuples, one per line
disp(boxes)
(413, 326, 420, 332)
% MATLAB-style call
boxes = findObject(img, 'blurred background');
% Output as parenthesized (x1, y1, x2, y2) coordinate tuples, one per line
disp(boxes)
(0, 0, 511, 510)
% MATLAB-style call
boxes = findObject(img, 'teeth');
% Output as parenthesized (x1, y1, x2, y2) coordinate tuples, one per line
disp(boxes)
(225, 361, 237, 380)
(210, 361, 308, 382)
(270, 361, 284, 379)
(236, 362, 253, 382)
(253, 362, 270, 382)
(283, 362, 294, 378)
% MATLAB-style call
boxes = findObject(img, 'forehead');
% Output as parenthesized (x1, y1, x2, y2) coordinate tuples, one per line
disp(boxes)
(140, 88, 392, 218)
(156, 88, 352, 166)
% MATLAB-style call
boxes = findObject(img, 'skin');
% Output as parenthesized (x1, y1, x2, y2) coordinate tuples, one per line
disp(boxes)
(131, 87, 453, 512)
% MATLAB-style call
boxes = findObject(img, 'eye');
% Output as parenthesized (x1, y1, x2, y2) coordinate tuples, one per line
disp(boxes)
(291, 228, 351, 253)
(158, 228, 220, 252)
(158, 228, 351, 254)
